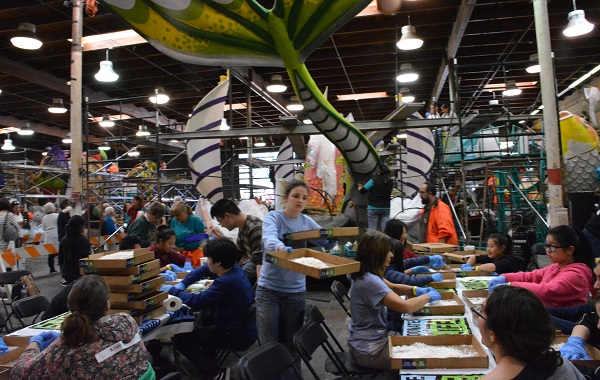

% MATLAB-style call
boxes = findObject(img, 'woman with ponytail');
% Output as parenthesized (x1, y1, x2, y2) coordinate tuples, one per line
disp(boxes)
(57, 215, 91, 286)
(11, 275, 153, 379)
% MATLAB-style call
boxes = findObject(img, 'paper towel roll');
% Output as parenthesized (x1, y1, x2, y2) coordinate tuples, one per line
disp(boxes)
(164, 295, 182, 312)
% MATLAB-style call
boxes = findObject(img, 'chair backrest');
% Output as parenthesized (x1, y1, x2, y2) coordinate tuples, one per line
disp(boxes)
(330, 280, 351, 317)
(237, 341, 303, 380)
(293, 322, 348, 379)
(12, 294, 50, 326)
(0, 270, 32, 285)
(305, 305, 344, 352)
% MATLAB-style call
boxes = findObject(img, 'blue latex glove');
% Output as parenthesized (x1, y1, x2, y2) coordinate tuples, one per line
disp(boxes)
(282, 246, 294, 253)
(175, 282, 187, 291)
(415, 287, 435, 296)
(487, 276, 507, 293)
(427, 289, 442, 302)
(411, 266, 431, 274)
(160, 285, 173, 292)
(431, 273, 444, 282)
(560, 336, 591, 360)
(29, 331, 60, 351)
(0, 337, 8, 354)
(169, 264, 185, 273)
(461, 264, 474, 271)
(165, 270, 177, 281)
(429, 255, 445, 269)
(183, 262, 194, 272)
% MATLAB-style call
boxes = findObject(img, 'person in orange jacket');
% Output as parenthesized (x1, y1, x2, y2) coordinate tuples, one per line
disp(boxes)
(418, 182, 458, 245)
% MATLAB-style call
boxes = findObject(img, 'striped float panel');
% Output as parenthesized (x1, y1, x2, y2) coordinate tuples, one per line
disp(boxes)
(274, 138, 295, 210)
(185, 79, 228, 203)
(400, 126, 435, 198)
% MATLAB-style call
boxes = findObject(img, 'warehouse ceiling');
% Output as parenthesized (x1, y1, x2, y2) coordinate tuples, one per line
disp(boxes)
(0, 0, 598, 166)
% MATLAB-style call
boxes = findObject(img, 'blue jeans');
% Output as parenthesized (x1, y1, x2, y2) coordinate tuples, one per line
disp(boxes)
(255, 285, 305, 376)
(547, 303, 593, 334)
(367, 208, 390, 232)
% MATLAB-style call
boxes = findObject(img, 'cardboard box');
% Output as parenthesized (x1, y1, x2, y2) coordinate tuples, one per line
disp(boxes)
(265, 248, 360, 279)
(283, 227, 359, 241)
(102, 268, 161, 286)
(109, 284, 162, 303)
(110, 290, 168, 310)
(416, 271, 456, 280)
(443, 252, 470, 263)
(412, 243, 458, 254)
(81, 259, 160, 276)
(461, 290, 488, 308)
(389, 335, 488, 369)
(110, 305, 166, 326)
(429, 278, 457, 289)
(411, 292, 465, 316)
(0, 336, 30, 372)
(553, 336, 600, 367)
(0, 368, 10, 380)
(79, 248, 153, 270)
(448, 264, 495, 277)
(109, 275, 164, 293)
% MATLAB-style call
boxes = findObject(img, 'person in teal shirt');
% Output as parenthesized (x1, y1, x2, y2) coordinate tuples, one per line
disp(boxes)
(169, 201, 207, 251)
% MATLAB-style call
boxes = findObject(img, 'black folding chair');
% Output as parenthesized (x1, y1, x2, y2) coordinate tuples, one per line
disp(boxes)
(330, 280, 351, 317)
(11, 294, 50, 328)
(237, 341, 303, 380)
(305, 305, 344, 352)
(0, 270, 32, 330)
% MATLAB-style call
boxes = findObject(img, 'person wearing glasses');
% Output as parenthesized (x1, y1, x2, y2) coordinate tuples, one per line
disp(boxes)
(461, 233, 526, 274)
(417, 182, 458, 245)
(488, 225, 595, 308)
(475, 286, 585, 379)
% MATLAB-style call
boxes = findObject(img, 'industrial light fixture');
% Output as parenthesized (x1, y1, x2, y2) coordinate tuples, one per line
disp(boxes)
(42, 146, 51, 156)
(254, 136, 266, 147)
(396, 63, 418, 83)
(526, 54, 541, 74)
(95, 49, 119, 82)
(502, 80, 522, 97)
(136, 125, 150, 136)
(303, 118, 312, 125)
(286, 96, 304, 111)
(396, 18, 423, 51)
(396, 132, 408, 139)
(266, 74, 287, 93)
(149, 87, 169, 105)
(220, 118, 230, 131)
(62, 133, 72, 144)
(17, 123, 34, 136)
(10, 22, 43, 50)
(98, 142, 111, 151)
(557, 63, 600, 97)
(48, 98, 67, 113)
(398, 88, 415, 103)
(127, 149, 140, 157)
(563, 0, 594, 37)
(1, 137, 15, 151)
(98, 114, 115, 127)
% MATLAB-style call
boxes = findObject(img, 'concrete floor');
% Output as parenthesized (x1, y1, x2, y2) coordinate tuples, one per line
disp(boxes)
(1, 257, 354, 380)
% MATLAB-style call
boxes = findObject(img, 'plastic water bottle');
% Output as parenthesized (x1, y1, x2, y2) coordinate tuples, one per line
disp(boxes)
(332, 242, 341, 254)
(20, 288, 27, 299)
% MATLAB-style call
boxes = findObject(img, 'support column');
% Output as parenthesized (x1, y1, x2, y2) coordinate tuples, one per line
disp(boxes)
(70, 0, 83, 215)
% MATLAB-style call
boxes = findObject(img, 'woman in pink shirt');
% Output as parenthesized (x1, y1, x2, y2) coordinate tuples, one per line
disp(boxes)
(488, 225, 594, 308)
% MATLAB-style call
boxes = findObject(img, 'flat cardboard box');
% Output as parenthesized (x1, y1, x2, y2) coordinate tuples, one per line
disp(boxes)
(412, 243, 458, 254)
(429, 278, 457, 289)
(283, 227, 359, 241)
(79, 248, 153, 270)
(411, 292, 465, 316)
(110, 290, 168, 310)
(109, 284, 162, 303)
(448, 264, 495, 277)
(461, 290, 489, 308)
(443, 252, 471, 263)
(102, 268, 161, 286)
(109, 275, 164, 293)
(0, 368, 10, 380)
(416, 271, 456, 280)
(0, 337, 30, 373)
(110, 304, 166, 326)
(389, 335, 488, 369)
(553, 336, 600, 367)
(81, 259, 160, 276)
(265, 248, 360, 279)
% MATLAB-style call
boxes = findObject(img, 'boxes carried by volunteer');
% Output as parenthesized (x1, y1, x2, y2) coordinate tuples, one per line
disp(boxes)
(79, 248, 154, 270)
(265, 248, 360, 279)
(412, 243, 458, 254)
(283, 227, 359, 241)
(389, 335, 488, 369)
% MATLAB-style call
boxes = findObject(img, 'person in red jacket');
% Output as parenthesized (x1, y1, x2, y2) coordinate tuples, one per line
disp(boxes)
(418, 182, 458, 245)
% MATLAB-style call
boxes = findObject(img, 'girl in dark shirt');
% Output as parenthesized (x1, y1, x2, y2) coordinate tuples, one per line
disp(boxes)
(148, 226, 191, 272)
(463, 233, 524, 274)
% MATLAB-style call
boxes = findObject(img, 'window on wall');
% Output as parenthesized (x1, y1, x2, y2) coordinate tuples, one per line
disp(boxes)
(238, 151, 277, 203)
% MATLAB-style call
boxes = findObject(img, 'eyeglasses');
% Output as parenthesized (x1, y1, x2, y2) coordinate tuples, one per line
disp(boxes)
(543, 242, 568, 252)
(470, 305, 486, 320)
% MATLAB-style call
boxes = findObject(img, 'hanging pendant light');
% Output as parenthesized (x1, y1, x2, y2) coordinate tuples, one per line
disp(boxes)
(286, 96, 304, 111)
(2, 137, 15, 151)
(127, 148, 140, 157)
(149, 87, 169, 104)
(11, 22, 43, 50)
(396, 63, 419, 83)
(397, 18, 423, 51)
(95, 49, 119, 82)
(98, 142, 111, 151)
(563, 1, 594, 37)
(48, 98, 67, 113)
(398, 88, 415, 103)
(502, 80, 522, 97)
(136, 125, 150, 136)
(254, 137, 266, 147)
(99, 114, 115, 127)
(526, 54, 541, 74)
(62, 133, 72, 144)
(17, 123, 34, 136)
(266, 75, 287, 93)
(220, 118, 230, 130)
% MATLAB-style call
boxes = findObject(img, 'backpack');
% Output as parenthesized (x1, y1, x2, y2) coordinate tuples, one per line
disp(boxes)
(11, 274, 40, 302)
